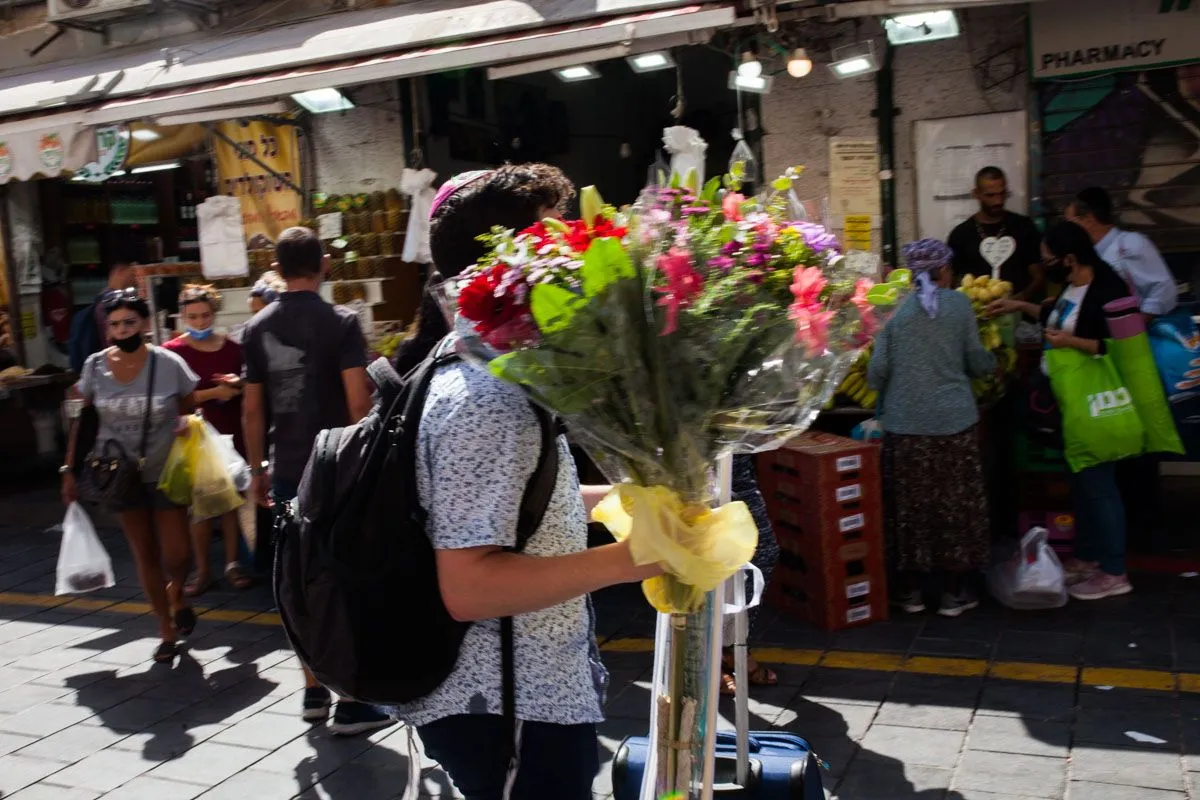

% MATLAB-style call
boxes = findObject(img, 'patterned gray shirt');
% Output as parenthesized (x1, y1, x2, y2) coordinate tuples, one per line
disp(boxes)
(390, 358, 607, 728)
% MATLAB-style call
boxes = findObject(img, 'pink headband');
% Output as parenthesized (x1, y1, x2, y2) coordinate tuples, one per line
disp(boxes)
(429, 170, 494, 221)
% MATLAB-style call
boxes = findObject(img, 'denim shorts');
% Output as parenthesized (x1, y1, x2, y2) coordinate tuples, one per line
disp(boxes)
(111, 483, 185, 514)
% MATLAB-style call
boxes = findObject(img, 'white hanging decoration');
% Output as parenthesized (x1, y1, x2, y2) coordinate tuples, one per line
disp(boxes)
(400, 167, 437, 264)
(197, 195, 250, 280)
(663, 125, 707, 187)
(729, 128, 758, 194)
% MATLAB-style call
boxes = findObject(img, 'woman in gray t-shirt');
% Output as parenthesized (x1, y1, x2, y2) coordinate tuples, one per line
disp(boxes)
(62, 292, 201, 664)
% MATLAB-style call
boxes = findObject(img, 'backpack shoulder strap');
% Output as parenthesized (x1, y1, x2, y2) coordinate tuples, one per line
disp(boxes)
(366, 357, 403, 403)
(512, 404, 559, 553)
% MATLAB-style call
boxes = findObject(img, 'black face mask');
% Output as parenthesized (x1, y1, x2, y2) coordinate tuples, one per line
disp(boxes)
(1045, 265, 1069, 284)
(113, 332, 144, 353)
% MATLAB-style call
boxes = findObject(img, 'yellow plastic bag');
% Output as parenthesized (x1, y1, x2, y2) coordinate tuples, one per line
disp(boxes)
(592, 484, 757, 614)
(157, 416, 201, 506)
(190, 418, 244, 521)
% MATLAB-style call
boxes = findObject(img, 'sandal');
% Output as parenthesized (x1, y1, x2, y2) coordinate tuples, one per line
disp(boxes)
(719, 672, 738, 697)
(153, 641, 179, 664)
(184, 575, 216, 598)
(224, 564, 255, 591)
(721, 651, 780, 688)
(174, 607, 197, 638)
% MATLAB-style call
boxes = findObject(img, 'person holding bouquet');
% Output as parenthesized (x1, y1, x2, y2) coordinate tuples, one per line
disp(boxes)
(390, 165, 663, 799)
(869, 239, 996, 617)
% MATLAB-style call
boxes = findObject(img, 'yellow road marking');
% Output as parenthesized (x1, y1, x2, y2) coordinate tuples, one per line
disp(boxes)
(0, 590, 1190, 694)
(989, 661, 1078, 684)
(1082, 666, 1175, 692)
(905, 656, 988, 677)
(822, 650, 905, 672)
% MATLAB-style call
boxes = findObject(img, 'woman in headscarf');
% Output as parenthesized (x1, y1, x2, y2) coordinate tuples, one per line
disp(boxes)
(868, 239, 997, 617)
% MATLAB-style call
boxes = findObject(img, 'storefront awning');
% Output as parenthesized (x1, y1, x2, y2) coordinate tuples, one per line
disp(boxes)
(0, 0, 732, 128)
(0, 112, 96, 184)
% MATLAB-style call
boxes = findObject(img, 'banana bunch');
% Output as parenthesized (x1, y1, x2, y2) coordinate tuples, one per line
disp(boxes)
(835, 346, 879, 409)
(958, 274, 1013, 317)
(374, 332, 407, 358)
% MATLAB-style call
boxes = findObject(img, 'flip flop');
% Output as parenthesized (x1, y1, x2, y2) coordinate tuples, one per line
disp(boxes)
(184, 575, 216, 598)
(153, 641, 179, 664)
(224, 564, 255, 591)
(174, 607, 197, 638)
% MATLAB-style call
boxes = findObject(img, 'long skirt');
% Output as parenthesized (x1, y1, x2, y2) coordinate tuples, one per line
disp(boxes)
(882, 426, 990, 573)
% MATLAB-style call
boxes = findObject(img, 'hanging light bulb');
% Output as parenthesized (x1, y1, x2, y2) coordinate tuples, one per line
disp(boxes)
(787, 48, 813, 79)
(737, 50, 763, 79)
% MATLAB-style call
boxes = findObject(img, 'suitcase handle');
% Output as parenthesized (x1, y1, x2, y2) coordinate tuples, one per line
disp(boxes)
(715, 730, 763, 754)
(712, 753, 762, 792)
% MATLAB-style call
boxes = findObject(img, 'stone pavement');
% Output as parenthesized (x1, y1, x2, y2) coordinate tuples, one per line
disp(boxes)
(1, 489, 1200, 799)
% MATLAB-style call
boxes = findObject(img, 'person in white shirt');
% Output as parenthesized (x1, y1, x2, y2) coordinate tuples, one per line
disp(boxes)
(1065, 187, 1177, 319)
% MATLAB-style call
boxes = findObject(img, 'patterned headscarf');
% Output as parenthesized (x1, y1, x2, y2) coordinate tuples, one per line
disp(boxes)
(902, 238, 954, 318)
(429, 170, 494, 220)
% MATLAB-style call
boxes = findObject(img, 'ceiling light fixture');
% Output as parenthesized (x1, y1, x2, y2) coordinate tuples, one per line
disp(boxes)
(884, 10, 960, 45)
(626, 51, 675, 73)
(829, 41, 880, 79)
(737, 50, 762, 79)
(129, 161, 181, 174)
(291, 88, 354, 114)
(554, 64, 600, 82)
(786, 48, 813, 78)
(727, 71, 773, 94)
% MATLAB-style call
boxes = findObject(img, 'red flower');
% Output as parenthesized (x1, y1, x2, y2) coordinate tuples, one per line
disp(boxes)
(458, 270, 526, 337)
(591, 217, 628, 241)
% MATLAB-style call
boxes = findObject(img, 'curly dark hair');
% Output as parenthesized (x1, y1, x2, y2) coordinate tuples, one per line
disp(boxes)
(394, 163, 575, 375)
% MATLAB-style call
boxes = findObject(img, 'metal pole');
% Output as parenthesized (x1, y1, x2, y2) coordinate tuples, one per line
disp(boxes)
(876, 43, 897, 269)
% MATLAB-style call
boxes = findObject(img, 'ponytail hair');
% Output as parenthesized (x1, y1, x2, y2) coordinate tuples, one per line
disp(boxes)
(392, 163, 575, 374)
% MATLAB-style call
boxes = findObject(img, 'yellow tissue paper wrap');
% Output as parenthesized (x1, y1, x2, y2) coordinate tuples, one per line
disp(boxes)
(592, 484, 758, 614)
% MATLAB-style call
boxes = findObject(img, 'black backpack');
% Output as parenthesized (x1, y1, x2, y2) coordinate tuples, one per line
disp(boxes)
(273, 350, 559, 711)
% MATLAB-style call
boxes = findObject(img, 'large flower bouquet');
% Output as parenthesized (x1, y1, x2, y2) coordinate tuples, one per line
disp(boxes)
(445, 166, 906, 797)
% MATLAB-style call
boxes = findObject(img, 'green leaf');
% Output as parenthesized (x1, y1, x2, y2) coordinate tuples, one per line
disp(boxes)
(886, 268, 912, 286)
(580, 237, 636, 297)
(700, 177, 722, 205)
(683, 168, 699, 192)
(530, 283, 587, 335)
(669, 171, 682, 190)
(580, 186, 604, 226)
(865, 284, 901, 306)
(729, 161, 746, 180)
(772, 176, 792, 192)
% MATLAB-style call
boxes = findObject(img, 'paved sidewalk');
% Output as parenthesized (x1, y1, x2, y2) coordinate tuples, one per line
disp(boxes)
(1, 491, 1200, 799)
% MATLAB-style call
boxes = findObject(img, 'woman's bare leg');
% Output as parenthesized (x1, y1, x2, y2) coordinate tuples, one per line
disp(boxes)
(187, 519, 212, 591)
(154, 506, 192, 615)
(118, 509, 173, 642)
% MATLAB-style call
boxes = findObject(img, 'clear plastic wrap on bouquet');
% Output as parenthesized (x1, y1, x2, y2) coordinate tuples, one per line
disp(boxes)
(439, 166, 907, 798)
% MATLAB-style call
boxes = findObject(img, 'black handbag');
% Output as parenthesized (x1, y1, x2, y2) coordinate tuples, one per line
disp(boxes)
(78, 351, 157, 509)
(1027, 366, 1063, 449)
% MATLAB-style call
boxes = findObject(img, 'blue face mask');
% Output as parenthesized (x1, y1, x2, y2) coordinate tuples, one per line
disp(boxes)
(187, 326, 214, 341)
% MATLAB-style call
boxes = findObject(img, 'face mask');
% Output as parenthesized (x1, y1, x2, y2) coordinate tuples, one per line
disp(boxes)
(1045, 265, 1069, 283)
(187, 326, 214, 341)
(113, 332, 144, 353)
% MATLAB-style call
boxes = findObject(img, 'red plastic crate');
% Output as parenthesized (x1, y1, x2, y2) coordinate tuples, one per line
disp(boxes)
(758, 433, 888, 630)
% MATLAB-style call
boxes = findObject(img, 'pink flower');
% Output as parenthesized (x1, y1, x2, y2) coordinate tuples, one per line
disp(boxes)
(655, 250, 704, 335)
(789, 305, 834, 356)
(790, 266, 827, 307)
(722, 193, 745, 222)
(851, 278, 880, 340)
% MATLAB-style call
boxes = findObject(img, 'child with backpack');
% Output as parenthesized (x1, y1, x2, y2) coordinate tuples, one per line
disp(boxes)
(389, 165, 663, 798)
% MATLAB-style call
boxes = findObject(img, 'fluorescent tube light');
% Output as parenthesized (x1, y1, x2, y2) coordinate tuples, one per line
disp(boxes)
(727, 71, 773, 94)
(291, 88, 354, 114)
(555, 65, 600, 82)
(627, 51, 674, 73)
(129, 161, 181, 174)
(885, 10, 960, 45)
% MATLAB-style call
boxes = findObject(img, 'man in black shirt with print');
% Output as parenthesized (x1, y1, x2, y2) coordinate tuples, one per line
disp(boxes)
(241, 226, 393, 736)
(948, 166, 1044, 301)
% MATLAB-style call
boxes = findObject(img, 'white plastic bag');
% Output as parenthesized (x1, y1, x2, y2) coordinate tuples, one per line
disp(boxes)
(987, 527, 1067, 610)
(55, 503, 115, 596)
(214, 429, 251, 492)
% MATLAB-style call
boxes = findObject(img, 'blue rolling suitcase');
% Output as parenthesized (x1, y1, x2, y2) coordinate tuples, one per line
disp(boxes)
(611, 730, 825, 799)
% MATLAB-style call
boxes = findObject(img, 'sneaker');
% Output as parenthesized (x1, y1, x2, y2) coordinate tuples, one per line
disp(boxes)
(329, 701, 396, 737)
(1068, 572, 1133, 601)
(1062, 558, 1099, 586)
(937, 591, 980, 618)
(894, 590, 926, 614)
(302, 686, 332, 723)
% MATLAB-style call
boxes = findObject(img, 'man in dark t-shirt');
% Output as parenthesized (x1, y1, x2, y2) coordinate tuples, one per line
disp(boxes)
(241, 226, 391, 737)
(947, 166, 1044, 301)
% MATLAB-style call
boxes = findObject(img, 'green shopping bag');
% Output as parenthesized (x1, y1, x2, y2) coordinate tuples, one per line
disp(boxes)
(1045, 348, 1144, 473)
(1106, 334, 1184, 457)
